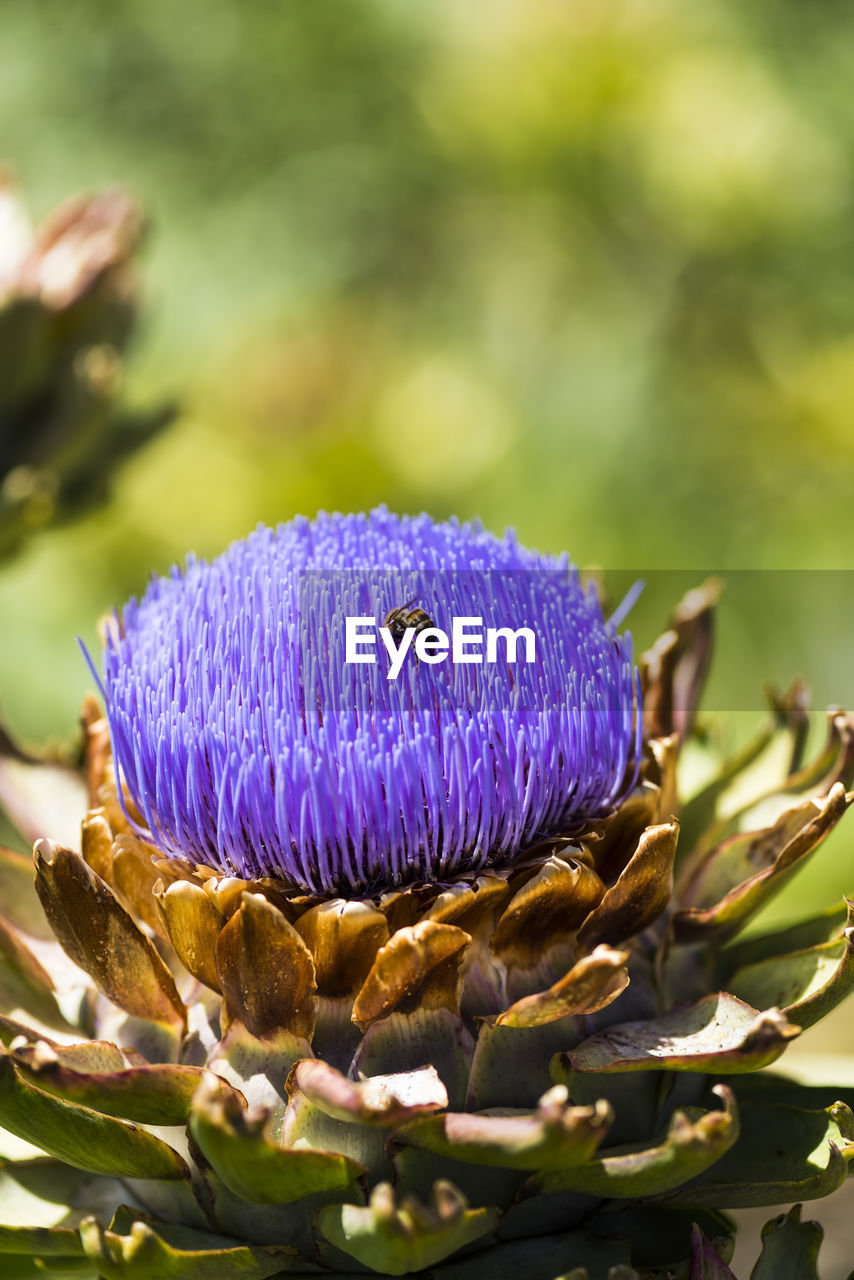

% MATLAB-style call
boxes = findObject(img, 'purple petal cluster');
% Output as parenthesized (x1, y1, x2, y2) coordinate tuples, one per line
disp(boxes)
(99, 508, 641, 894)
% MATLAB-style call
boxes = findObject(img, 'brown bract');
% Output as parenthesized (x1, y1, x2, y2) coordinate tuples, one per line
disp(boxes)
(36, 601, 852, 1064)
(33, 840, 185, 1036)
(216, 893, 316, 1042)
(641, 577, 722, 740)
(55, 668, 697, 1048)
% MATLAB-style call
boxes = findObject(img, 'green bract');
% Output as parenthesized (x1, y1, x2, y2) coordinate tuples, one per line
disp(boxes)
(0, 582, 852, 1278)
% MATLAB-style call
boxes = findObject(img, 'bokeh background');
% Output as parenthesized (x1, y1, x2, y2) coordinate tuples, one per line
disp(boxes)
(2, 0, 854, 1198)
(2, 2, 854, 1267)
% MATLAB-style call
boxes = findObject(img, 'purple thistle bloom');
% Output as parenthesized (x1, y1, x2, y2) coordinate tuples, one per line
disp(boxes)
(99, 508, 641, 895)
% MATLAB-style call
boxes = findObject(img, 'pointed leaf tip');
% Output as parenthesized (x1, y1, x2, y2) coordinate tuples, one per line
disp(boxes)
(33, 840, 185, 1032)
(674, 784, 852, 944)
(215, 891, 316, 1041)
(9, 1035, 212, 1125)
(394, 1085, 612, 1172)
(728, 899, 854, 1032)
(561, 994, 799, 1076)
(189, 1072, 363, 1205)
(528, 1086, 738, 1199)
(0, 1050, 188, 1179)
(155, 878, 224, 993)
(490, 854, 604, 969)
(576, 820, 679, 954)
(496, 945, 629, 1028)
(352, 920, 470, 1030)
(79, 1214, 297, 1280)
(287, 1058, 448, 1126)
(749, 1204, 824, 1280)
(316, 1179, 499, 1275)
(659, 1099, 851, 1208)
(641, 577, 721, 739)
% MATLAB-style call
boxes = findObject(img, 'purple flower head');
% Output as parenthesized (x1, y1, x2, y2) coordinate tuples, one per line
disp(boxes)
(99, 508, 641, 895)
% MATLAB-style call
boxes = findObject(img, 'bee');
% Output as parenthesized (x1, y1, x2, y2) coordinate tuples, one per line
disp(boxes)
(382, 597, 436, 645)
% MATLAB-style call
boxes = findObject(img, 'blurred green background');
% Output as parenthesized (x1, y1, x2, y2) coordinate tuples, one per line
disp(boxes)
(2, 0, 854, 936)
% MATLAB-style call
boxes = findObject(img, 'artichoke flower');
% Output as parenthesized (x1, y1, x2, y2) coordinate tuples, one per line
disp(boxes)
(0, 171, 171, 558)
(0, 509, 853, 1280)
